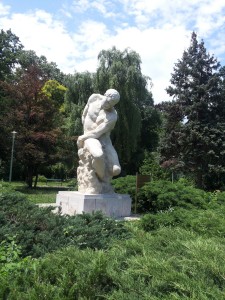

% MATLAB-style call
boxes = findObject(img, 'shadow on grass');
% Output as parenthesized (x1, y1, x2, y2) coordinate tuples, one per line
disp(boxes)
(14, 184, 73, 204)
(16, 186, 70, 195)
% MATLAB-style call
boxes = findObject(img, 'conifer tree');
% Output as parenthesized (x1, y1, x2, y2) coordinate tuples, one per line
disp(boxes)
(160, 32, 225, 189)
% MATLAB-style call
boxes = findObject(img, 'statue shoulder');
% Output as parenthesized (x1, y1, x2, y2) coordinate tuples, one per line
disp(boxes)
(87, 93, 102, 104)
(105, 108, 118, 123)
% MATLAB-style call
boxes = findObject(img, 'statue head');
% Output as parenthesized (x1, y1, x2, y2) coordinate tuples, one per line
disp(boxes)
(102, 89, 120, 110)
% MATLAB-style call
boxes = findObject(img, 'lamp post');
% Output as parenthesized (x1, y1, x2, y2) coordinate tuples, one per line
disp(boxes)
(9, 131, 17, 182)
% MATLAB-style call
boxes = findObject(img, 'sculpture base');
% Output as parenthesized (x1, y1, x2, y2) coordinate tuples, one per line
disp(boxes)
(56, 191, 132, 217)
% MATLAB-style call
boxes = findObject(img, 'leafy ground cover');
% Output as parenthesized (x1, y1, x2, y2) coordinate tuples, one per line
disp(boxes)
(1, 226, 225, 299)
(1, 179, 225, 299)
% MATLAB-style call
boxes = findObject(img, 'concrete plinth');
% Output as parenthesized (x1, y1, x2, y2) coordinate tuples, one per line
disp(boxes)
(56, 191, 132, 217)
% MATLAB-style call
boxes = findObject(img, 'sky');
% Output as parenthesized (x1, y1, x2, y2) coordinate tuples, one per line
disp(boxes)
(1, 0, 225, 104)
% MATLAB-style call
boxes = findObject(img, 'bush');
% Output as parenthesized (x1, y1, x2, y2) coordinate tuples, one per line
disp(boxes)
(137, 179, 209, 212)
(140, 206, 225, 238)
(0, 191, 131, 258)
(2, 227, 225, 299)
(37, 175, 47, 183)
(65, 178, 77, 189)
(112, 175, 136, 204)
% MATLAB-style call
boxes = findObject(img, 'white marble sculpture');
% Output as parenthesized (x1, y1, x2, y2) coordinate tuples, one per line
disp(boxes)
(77, 89, 121, 194)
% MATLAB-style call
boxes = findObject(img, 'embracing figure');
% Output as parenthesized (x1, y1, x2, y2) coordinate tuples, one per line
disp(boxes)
(77, 89, 121, 194)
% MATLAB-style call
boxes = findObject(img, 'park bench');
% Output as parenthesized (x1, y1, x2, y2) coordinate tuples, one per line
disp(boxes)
(45, 178, 63, 186)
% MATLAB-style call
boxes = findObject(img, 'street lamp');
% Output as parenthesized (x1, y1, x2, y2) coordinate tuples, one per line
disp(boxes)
(9, 131, 17, 182)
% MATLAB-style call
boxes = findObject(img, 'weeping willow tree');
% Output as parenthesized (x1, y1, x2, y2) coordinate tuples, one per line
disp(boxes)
(58, 71, 95, 176)
(95, 47, 154, 173)
(63, 71, 95, 136)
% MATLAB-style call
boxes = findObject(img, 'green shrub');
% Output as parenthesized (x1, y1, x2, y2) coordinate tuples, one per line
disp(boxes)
(112, 175, 136, 199)
(0, 191, 131, 258)
(112, 175, 135, 194)
(140, 206, 225, 238)
(137, 180, 209, 212)
(65, 178, 77, 189)
(37, 175, 47, 182)
(215, 191, 225, 204)
(2, 227, 225, 299)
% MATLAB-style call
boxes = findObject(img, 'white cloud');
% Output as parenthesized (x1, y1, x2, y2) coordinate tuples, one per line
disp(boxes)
(0, 0, 225, 104)
(0, 9, 80, 72)
(0, 1, 10, 16)
(71, 0, 90, 13)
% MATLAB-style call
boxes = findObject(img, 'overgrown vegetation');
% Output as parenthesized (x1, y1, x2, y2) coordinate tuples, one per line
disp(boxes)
(2, 28, 225, 298)
(1, 226, 225, 299)
(1, 180, 225, 298)
(0, 185, 130, 258)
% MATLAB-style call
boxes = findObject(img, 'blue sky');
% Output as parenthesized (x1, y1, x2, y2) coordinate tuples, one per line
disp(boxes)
(1, 0, 225, 103)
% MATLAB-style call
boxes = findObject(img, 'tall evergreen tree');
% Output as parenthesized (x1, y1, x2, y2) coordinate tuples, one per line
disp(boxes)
(160, 32, 225, 189)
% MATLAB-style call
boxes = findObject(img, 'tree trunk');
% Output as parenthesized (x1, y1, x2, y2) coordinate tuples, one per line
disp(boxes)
(26, 167, 33, 188)
(195, 171, 203, 189)
(34, 172, 38, 189)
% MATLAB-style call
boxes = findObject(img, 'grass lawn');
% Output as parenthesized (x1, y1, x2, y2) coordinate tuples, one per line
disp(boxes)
(10, 181, 73, 204)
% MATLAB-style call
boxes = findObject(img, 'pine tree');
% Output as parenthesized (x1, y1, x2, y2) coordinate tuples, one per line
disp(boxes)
(160, 32, 225, 190)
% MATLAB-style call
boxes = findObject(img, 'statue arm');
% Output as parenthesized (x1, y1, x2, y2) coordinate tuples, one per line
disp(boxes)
(85, 120, 115, 138)
(82, 94, 100, 124)
(77, 117, 116, 148)
(82, 104, 89, 124)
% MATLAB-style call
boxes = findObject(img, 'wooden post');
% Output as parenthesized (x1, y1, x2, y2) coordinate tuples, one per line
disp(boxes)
(135, 172, 138, 214)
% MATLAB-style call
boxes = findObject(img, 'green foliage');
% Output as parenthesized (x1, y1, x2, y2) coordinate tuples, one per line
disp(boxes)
(0, 235, 33, 299)
(18, 50, 64, 82)
(96, 47, 157, 173)
(140, 206, 225, 238)
(0, 29, 23, 81)
(161, 32, 225, 190)
(2, 227, 225, 299)
(138, 179, 209, 212)
(65, 178, 77, 189)
(62, 212, 130, 250)
(1, 64, 63, 187)
(139, 151, 170, 180)
(1, 181, 225, 299)
(15, 185, 60, 204)
(37, 175, 47, 182)
(112, 175, 136, 200)
(50, 162, 67, 180)
(42, 79, 67, 108)
(0, 236, 22, 269)
(0, 190, 130, 258)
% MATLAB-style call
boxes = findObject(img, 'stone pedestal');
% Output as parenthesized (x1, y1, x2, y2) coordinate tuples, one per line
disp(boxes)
(56, 191, 132, 218)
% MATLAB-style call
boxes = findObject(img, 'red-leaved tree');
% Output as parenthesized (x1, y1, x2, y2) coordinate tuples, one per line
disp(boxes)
(1, 65, 62, 187)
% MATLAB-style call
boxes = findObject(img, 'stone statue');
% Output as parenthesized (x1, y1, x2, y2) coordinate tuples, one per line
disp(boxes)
(77, 89, 121, 194)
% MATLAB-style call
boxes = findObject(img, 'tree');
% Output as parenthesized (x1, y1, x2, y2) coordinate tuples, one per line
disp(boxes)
(1, 65, 62, 187)
(95, 47, 158, 173)
(0, 29, 23, 81)
(0, 30, 24, 175)
(42, 79, 67, 108)
(59, 72, 95, 176)
(18, 50, 64, 83)
(160, 32, 225, 189)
